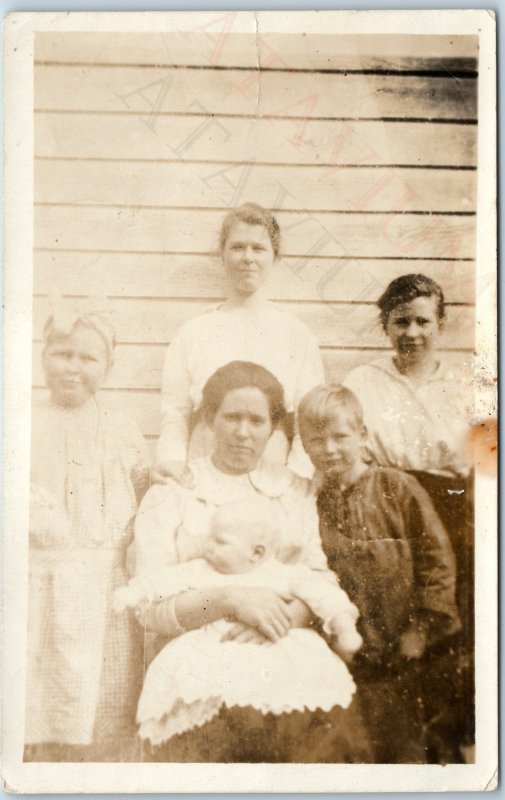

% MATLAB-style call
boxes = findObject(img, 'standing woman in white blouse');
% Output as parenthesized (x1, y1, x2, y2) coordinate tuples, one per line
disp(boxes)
(152, 203, 324, 483)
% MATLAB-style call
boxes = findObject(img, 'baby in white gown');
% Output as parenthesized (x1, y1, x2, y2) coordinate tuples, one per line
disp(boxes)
(115, 497, 362, 745)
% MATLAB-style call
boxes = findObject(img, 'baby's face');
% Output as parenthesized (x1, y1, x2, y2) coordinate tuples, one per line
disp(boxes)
(205, 522, 256, 574)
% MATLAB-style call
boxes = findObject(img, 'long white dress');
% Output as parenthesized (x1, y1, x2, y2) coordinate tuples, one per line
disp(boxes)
(134, 558, 357, 744)
(26, 396, 149, 746)
(157, 301, 324, 477)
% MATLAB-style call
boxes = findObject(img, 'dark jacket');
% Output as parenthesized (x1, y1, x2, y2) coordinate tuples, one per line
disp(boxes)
(317, 466, 461, 664)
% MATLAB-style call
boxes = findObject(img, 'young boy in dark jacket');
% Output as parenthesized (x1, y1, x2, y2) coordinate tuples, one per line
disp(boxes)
(299, 384, 460, 763)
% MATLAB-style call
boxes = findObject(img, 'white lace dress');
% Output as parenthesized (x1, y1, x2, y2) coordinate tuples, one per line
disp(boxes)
(132, 457, 356, 745)
(133, 559, 358, 744)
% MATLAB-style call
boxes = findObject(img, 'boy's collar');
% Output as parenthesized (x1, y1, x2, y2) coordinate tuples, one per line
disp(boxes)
(314, 463, 371, 493)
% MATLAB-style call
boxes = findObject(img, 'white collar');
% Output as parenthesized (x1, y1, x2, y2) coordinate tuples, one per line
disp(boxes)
(189, 456, 295, 504)
(369, 355, 444, 384)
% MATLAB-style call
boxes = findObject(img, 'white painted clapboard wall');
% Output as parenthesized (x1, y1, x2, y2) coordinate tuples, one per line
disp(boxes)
(33, 29, 478, 448)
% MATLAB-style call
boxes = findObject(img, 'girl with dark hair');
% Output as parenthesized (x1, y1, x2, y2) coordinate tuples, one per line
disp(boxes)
(344, 273, 468, 478)
(153, 203, 324, 484)
(343, 274, 474, 762)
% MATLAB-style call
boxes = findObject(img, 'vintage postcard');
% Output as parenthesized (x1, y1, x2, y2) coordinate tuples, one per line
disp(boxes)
(2, 9, 497, 793)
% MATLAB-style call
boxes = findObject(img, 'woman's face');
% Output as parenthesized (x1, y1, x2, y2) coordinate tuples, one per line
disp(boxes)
(222, 221, 275, 296)
(211, 386, 274, 474)
(42, 324, 110, 408)
(385, 295, 442, 363)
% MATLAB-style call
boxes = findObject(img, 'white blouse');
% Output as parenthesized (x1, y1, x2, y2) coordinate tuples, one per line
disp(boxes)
(134, 456, 330, 578)
(157, 301, 324, 477)
(343, 356, 472, 477)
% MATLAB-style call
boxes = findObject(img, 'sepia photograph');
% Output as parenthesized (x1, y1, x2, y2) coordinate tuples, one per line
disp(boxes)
(2, 9, 497, 793)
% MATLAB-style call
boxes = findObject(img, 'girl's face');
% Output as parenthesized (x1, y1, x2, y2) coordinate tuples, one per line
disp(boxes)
(222, 221, 275, 296)
(211, 386, 274, 475)
(42, 324, 110, 408)
(385, 295, 442, 363)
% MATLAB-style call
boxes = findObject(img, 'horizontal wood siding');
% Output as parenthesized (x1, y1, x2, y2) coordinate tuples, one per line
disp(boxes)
(35, 66, 477, 120)
(35, 114, 477, 166)
(34, 31, 478, 70)
(33, 253, 476, 303)
(35, 162, 476, 213)
(34, 31, 477, 444)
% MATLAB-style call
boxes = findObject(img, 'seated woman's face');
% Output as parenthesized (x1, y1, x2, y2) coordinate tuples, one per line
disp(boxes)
(385, 295, 441, 362)
(211, 386, 274, 474)
(222, 221, 275, 296)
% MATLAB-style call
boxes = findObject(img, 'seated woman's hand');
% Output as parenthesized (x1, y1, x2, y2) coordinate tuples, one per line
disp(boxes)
(221, 622, 273, 645)
(222, 599, 310, 645)
(227, 586, 292, 642)
(150, 460, 195, 488)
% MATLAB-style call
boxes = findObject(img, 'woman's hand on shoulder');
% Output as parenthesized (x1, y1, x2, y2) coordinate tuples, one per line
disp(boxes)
(225, 586, 292, 643)
(151, 460, 195, 489)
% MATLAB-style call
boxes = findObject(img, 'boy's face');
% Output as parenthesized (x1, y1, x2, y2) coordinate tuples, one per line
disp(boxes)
(42, 324, 110, 408)
(301, 413, 366, 477)
(205, 521, 257, 574)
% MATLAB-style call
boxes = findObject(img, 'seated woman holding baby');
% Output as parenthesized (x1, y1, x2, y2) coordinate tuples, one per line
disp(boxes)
(131, 360, 370, 763)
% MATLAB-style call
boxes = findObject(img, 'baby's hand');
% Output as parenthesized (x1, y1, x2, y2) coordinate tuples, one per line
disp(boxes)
(325, 617, 363, 660)
(337, 628, 363, 656)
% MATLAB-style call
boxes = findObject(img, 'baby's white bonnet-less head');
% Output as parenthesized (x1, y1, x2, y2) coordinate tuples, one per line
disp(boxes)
(214, 495, 281, 555)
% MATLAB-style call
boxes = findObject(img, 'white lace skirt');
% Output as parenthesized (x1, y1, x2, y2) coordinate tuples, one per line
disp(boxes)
(137, 622, 356, 745)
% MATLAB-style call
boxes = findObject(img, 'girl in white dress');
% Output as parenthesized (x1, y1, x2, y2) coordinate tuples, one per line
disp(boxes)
(115, 496, 361, 746)
(25, 302, 149, 762)
(153, 203, 324, 483)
